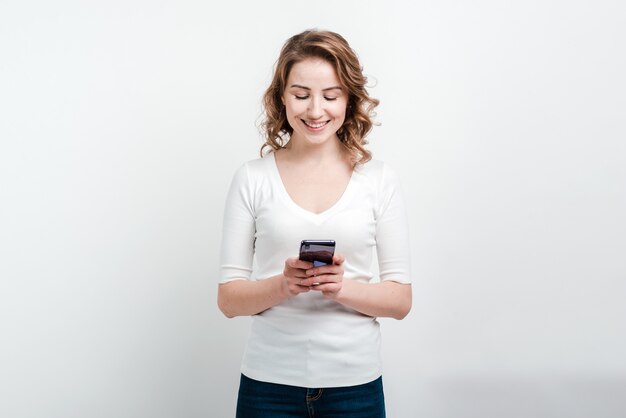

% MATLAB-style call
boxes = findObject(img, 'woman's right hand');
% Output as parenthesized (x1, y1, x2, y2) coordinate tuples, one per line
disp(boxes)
(282, 257, 314, 296)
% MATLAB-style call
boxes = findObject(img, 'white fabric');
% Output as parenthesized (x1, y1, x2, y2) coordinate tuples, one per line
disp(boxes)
(219, 152, 411, 388)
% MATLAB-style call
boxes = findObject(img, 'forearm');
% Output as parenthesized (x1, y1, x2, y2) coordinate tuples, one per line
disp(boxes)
(332, 280, 412, 320)
(218, 275, 290, 318)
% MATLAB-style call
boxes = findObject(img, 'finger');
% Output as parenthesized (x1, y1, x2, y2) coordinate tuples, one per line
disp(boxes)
(305, 274, 340, 285)
(285, 257, 300, 267)
(306, 265, 343, 277)
(285, 268, 309, 279)
(298, 277, 312, 287)
(332, 253, 345, 265)
(287, 257, 314, 270)
(290, 280, 311, 293)
(310, 282, 340, 293)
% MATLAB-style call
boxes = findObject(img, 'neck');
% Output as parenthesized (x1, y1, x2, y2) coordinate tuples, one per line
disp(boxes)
(284, 135, 348, 164)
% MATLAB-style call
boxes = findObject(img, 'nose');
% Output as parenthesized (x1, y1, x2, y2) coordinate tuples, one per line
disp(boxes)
(307, 96, 323, 119)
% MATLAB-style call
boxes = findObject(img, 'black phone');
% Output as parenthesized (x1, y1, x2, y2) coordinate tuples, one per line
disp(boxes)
(299, 240, 336, 267)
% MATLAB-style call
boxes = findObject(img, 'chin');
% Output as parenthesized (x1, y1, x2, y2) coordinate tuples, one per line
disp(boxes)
(301, 134, 336, 146)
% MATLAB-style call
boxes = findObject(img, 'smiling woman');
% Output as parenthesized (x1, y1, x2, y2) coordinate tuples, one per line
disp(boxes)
(217, 29, 412, 418)
(261, 29, 380, 166)
(282, 59, 348, 148)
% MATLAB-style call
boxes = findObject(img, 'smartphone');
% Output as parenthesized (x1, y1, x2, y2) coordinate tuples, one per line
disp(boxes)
(299, 240, 336, 267)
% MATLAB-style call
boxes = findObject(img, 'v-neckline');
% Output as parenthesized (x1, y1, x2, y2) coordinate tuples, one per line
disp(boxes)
(269, 152, 356, 219)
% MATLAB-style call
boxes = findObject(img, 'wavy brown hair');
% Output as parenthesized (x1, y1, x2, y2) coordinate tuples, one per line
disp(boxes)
(260, 29, 379, 165)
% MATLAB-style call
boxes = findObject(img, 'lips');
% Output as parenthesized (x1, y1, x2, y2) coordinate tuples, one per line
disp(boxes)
(302, 119, 329, 129)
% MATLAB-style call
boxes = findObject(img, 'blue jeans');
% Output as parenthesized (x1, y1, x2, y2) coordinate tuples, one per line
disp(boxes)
(235, 374, 386, 418)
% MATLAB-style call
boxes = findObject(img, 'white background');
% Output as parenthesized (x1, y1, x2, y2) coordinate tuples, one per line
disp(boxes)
(1, 1, 625, 417)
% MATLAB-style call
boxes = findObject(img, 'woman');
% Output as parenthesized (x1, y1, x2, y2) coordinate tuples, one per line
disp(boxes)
(218, 29, 412, 418)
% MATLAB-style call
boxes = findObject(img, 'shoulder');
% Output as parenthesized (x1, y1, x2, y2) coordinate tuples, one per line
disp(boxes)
(244, 153, 274, 172)
(226, 155, 277, 211)
(355, 158, 402, 186)
(230, 154, 275, 183)
(354, 159, 405, 215)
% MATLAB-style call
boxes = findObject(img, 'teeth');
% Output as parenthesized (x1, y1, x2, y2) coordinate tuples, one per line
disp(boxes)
(304, 120, 328, 129)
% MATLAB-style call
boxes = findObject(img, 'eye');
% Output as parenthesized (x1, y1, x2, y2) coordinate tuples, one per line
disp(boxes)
(295, 95, 309, 100)
(324, 97, 337, 101)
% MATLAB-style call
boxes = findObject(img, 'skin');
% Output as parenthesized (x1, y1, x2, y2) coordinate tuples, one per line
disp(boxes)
(218, 58, 412, 320)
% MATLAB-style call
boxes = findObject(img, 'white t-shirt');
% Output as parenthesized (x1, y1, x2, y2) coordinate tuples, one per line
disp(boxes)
(219, 152, 411, 388)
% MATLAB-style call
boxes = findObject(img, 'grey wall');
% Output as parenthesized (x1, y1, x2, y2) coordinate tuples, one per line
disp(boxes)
(1, 1, 625, 417)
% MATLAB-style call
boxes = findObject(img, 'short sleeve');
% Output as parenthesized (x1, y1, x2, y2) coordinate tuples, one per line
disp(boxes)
(375, 164, 412, 284)
(219, 164, 256, 283)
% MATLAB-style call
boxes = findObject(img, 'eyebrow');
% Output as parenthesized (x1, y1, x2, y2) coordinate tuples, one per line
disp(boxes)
(289, 84, 343, 92)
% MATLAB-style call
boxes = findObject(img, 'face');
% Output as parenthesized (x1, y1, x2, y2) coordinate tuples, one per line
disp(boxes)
(282, 58, 348, 147)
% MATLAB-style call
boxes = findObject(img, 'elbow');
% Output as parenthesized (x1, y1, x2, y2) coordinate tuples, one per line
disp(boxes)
(392, 301, 411, 321)
(378, 280, 412, 320)
(392, 285, 412, 320)
(218, 301, 237, 319)
(217, 286, 237, 318)
(218, 294, 240, 318)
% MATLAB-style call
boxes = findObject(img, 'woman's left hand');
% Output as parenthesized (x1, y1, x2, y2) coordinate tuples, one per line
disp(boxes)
(303, 253, 345, 298)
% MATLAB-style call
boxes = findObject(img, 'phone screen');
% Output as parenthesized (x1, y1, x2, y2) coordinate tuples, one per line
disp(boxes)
(299, 240, 335, 267)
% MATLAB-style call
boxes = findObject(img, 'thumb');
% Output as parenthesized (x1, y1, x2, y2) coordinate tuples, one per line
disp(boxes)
(333, 253, 345, 265)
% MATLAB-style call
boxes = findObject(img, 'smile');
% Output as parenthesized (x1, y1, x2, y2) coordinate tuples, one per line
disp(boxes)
(302, 120, 329, 129)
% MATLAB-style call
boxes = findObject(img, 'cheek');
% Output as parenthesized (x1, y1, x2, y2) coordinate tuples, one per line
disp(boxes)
(330, 104, 348, 121)
(285, 101, 306, 119)
(333, 98, 348, 114)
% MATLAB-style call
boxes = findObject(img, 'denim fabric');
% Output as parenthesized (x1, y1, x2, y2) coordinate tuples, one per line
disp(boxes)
(235, 374, 386, 418)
